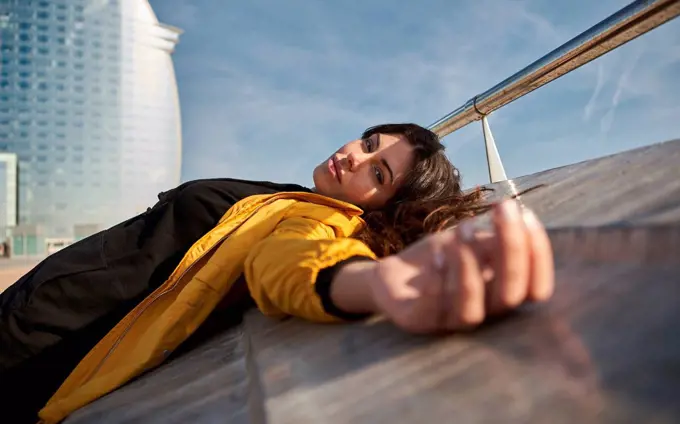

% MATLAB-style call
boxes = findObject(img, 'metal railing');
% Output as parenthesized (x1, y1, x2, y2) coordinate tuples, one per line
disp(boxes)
(428, 0, 680, 183)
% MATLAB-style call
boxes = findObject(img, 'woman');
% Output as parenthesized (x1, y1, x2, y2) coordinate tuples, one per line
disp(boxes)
(0, 123, 553, 423)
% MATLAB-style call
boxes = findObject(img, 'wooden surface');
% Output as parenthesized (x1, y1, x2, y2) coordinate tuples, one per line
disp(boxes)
(65, 139, 680, 424)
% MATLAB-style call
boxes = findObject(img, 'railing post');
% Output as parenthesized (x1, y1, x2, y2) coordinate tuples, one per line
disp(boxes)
(481, 115, 508, 183)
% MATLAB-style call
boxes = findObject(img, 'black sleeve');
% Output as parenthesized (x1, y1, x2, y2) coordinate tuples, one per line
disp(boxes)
(314, 256, 376, 321)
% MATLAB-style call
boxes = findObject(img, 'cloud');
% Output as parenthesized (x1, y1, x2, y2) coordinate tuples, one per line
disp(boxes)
(583, 62, 605, 122)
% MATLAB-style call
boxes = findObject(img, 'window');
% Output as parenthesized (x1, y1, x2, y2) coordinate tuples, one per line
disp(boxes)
(19, 46, 31, 54)
(36, 12, 49, 20)
(37, 34, 48, 43)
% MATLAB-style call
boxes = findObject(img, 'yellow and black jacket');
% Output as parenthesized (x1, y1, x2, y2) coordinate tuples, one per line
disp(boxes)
(38, 191, 377, 423)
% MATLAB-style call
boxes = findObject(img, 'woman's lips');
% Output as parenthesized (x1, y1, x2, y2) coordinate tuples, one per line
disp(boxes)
(328, 158, 341, 183)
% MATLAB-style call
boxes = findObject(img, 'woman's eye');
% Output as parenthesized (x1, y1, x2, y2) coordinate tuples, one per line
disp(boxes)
(364, 138, 373, 152)
(374, 166, 384, 184)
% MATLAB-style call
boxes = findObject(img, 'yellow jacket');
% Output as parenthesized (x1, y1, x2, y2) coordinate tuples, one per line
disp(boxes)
(39, 192, 377, 423)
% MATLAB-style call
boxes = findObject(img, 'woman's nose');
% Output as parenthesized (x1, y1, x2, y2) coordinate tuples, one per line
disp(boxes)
(347, 152, 369, 171)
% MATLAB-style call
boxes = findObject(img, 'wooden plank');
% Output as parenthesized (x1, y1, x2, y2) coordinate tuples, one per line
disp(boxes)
(65, 139, 680, 423)
(245, 263, 679, 424)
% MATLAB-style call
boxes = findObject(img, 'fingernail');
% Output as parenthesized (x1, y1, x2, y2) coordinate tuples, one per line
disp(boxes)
(457, 219, 475, 243)
(522, 208, 541, 227)
(500, 200, 521, 221)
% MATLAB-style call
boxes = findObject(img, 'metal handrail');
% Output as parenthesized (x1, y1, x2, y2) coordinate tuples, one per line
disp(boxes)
(429, 0, 680, 155)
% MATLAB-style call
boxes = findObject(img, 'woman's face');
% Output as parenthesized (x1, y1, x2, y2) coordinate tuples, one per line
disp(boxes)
(313, 133, 415, 209)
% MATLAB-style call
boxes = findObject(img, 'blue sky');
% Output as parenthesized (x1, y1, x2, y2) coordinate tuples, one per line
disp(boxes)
(149, 0, 679, 189)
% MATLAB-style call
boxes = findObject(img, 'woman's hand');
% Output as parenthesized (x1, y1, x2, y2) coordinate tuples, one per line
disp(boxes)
(367, 200, 554, 334)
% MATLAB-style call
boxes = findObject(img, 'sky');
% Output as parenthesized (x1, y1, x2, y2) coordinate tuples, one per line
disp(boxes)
(149, 0, 680, 189)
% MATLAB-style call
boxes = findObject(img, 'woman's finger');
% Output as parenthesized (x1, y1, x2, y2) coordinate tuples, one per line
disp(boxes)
(522, 209, 555, 301)
(490, 200, 530, 313)
(444, 233, 486, 330)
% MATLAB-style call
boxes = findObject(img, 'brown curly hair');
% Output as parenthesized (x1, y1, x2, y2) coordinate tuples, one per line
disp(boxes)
(352, 123, 491, 257)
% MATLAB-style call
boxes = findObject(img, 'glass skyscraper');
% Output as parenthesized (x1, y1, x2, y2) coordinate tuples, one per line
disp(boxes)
(0, 0, 182, 246)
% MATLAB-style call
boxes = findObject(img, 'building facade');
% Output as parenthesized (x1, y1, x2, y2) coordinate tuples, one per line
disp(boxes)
(0, 0, 182, 247)
(0, 152, 17, 234)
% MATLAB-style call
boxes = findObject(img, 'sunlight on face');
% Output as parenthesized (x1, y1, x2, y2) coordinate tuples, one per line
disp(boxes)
(312, 133, 415, 209)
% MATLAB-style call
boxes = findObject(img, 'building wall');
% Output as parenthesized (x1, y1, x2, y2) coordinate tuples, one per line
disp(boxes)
(0, 0, 182, 242)
(0, 152, 18, 237)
